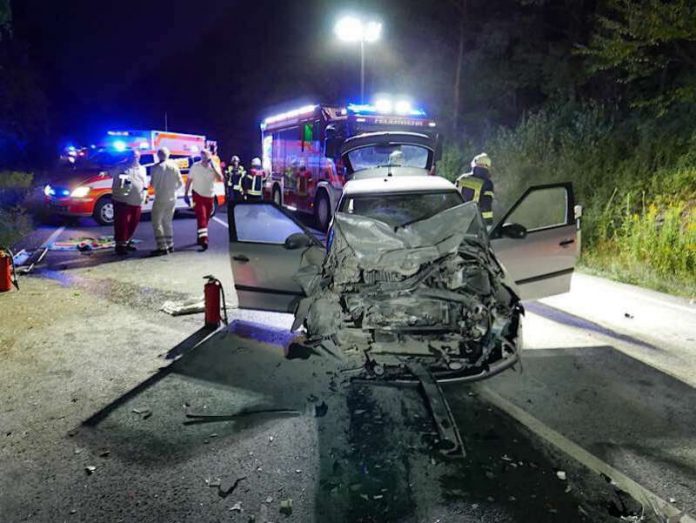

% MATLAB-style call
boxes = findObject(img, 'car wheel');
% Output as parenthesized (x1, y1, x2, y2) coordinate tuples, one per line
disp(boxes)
(272, 185, 282, 206)
(315, 191, 331, 231)
(93, 196, 114, 226)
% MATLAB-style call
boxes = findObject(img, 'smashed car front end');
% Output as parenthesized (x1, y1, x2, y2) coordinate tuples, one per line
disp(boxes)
(293, 202, 523, 384)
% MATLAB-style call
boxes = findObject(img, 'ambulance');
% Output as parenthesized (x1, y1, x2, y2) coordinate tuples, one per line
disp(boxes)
(44, 130, 226, 225)
(260, 99, 440, 230)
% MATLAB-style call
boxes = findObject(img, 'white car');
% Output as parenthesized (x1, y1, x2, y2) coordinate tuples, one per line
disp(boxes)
(228, 173, 579, 385)
(230, 176, 577, 382)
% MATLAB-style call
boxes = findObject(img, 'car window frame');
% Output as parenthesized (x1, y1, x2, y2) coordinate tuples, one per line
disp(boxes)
(228, 200, 324, 247)
(489, 182, 575, 239)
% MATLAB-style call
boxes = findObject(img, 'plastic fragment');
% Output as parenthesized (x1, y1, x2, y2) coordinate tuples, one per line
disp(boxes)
(556, 470, 567, 481)
(279, 498, 293, 515)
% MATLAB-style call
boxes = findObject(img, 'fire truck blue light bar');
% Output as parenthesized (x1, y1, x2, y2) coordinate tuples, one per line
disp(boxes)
(347, 102, 426, 117)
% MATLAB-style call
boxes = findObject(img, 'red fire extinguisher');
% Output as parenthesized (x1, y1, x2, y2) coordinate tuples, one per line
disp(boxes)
(0, 248, 19, 292)
(203, 275, 228, 329)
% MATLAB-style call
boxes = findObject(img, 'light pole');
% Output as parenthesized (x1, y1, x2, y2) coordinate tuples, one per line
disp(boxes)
(334, 16, 382, 103)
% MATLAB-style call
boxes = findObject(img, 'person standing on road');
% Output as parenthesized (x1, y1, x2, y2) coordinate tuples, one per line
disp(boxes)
(149, 147, 184, 256)
(246, 157, 265, 202)
(112, 149, 147, 255)
(225, 155, 247, 203)
(184, 149, 223, 251)
(456, 153, 495, 225)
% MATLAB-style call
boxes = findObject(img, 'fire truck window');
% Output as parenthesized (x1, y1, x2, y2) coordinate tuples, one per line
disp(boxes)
(234, 204, 304, 244)
(347, 144, 429, 172)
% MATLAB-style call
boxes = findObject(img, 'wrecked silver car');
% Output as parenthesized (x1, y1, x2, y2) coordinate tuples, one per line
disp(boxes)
(228, 176, 579, 386)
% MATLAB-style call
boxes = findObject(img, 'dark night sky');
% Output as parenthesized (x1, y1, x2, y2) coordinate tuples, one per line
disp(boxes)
(12, 0, 455, 162)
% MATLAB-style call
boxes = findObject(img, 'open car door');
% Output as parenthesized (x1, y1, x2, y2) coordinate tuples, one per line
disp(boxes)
(228, 202, 323, 312)
(490, 183, 578, 301)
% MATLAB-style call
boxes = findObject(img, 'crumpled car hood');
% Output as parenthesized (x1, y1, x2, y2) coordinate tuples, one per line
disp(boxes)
(328, 202, 480, 275)
(292, 202, 522, 381)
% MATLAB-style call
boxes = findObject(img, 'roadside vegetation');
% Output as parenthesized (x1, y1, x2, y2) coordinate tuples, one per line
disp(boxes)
(439, 106, 696, 297)
(436, 0, 696, 298)
(0, 170, 34, 248)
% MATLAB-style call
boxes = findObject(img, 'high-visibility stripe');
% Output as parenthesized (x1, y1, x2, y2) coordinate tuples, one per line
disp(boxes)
(457, 175, 484, 202)
(483, 191, 495, 198)
(248, 175, 263, 196)
(481, 211, 494, 219)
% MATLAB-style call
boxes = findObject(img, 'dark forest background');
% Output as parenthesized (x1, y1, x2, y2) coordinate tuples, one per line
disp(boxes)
(1, 0, 694, 294)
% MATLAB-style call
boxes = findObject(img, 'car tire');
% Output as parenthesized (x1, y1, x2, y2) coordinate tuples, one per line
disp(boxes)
(272, 185, 282, 206)
(315, 191, 331, 231)
(93, 196, 114, 226)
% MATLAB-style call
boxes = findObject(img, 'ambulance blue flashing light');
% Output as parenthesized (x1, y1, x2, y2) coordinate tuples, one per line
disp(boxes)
(113, 140, 127, 152)
(347, 102, 426, 117)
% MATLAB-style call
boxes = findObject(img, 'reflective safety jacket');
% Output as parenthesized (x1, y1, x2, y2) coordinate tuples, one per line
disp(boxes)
(455, 169, 494, 223)
(247, 168, 265, 196)
(226, 165, 247, 191)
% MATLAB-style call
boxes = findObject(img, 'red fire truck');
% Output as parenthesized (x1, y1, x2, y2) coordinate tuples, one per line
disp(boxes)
(260, 100, 440, 230)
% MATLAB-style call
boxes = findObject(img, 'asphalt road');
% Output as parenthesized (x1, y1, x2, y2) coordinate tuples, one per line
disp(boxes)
(2, 208, 695, 522)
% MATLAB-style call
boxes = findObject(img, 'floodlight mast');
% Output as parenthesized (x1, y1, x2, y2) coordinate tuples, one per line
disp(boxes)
(334, 16, 382, 103)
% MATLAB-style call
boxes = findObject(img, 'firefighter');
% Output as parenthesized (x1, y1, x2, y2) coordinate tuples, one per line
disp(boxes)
(150, 147, 184, 256)
(246, 157, 265, 202)
(456, 153, 495, 224)
(112, 149, 147, 255)
(184, 149, 224, 251)
(225, 155, 247, 202)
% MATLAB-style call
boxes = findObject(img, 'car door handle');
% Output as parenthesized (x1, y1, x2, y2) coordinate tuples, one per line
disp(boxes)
(559, 239, 575, 247)
(232, 254, 249, 262)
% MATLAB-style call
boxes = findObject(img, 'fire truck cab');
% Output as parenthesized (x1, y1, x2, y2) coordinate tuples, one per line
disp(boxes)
(260, 101, 439, 230)
(45, 130, 224, 225)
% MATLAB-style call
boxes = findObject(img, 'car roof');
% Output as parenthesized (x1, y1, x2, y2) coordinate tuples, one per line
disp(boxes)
(343, 175, 459, 196)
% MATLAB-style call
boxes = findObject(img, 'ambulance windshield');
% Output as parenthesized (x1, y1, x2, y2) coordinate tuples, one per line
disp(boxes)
(347, 144, 430, 172)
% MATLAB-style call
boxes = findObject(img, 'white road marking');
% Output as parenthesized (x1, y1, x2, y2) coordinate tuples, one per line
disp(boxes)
(41, 226, 65, 248)
(477, 385, 696, 522)
(212, 216, 228, 229)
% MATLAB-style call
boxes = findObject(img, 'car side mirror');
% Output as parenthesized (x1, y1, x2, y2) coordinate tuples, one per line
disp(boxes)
(500, 222, 528, 239)
(284, 232, 312, 250)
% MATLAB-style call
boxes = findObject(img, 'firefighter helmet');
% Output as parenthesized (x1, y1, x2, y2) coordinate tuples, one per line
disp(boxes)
(230, 155, 240, 163)
(471, 153, 492, 169)
(251, 157, 262, 168)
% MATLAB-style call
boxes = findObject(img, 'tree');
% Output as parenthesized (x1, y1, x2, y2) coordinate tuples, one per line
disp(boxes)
(583, 0, 696, 113)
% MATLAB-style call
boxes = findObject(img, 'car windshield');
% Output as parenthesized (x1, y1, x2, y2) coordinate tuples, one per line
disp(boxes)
(340, 190, 463, 228)
(347, 144, 430, 172)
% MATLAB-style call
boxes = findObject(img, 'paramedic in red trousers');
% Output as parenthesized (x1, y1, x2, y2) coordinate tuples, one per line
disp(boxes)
(245, 157, 265, 201)
(184, 149, 223, 251)
(150, 146, 183, 256)
(112, 149, 147, 255)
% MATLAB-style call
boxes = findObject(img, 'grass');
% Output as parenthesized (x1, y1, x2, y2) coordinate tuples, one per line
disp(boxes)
(440, 103, 696, 298)
(0, 170, 34, 248)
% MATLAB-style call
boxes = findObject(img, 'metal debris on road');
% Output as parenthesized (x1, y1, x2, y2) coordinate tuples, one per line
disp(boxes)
(229, 501, 243, 512)
(265, 496, 273, 503)
(98, 449, 110, 458)
(132, 408, 152, 419)
(85, 465, 96, 475)
(279, 498, 293, 515)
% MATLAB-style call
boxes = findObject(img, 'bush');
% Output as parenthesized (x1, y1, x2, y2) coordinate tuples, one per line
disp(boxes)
(0, 170, 34, 248)
(445, 103, 696, 297)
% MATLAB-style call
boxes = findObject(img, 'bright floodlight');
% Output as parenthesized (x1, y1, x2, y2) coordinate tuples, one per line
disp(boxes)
(335, 16, 382, 43)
